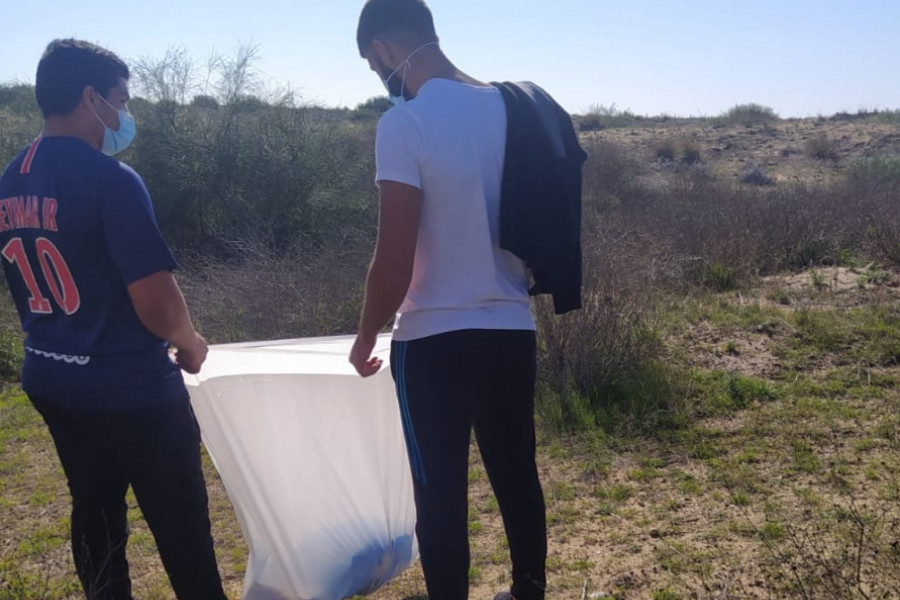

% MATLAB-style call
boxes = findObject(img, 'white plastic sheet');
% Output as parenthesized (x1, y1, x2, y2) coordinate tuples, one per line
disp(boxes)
(184, 335, 417, 600)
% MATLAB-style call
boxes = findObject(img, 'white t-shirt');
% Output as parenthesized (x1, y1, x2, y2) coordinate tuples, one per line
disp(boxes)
(375, 78, 536, 342)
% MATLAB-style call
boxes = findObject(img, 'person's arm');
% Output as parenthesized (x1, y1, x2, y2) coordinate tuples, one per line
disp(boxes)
(349, 180, 422, 377)
(128, 270, 207, 374)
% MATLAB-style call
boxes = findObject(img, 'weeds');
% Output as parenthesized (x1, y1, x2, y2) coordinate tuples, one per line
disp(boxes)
(0, 330, 22, 383)
(0, 559, 80, 600)
(761, 500, 900, 599)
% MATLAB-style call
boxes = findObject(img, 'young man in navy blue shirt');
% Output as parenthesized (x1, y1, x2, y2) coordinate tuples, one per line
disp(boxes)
(0, 39, 227, 600)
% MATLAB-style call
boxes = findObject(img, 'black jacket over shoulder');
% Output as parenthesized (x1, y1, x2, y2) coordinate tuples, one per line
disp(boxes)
(492, 81, 587, 315)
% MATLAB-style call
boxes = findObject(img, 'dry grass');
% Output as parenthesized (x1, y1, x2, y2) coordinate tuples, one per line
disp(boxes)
(3, 270, 899, 599)
(177, 239, 371, 344)
(589, 115, 899, 188)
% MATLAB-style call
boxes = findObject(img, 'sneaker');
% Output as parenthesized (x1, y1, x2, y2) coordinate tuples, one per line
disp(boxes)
(493, 593, 515, 600)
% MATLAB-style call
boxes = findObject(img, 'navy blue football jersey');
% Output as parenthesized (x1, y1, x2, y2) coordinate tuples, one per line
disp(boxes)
(0, 136, 187, 409)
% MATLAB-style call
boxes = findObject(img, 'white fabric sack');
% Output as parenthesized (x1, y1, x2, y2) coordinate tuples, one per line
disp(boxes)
(184, 335, 417, 600)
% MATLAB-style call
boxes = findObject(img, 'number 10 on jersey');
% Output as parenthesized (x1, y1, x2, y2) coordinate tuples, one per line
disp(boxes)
(2, 237, 81, 315)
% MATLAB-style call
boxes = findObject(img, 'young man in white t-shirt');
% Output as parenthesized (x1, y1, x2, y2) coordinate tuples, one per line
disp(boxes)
(349, 1, 547, 599)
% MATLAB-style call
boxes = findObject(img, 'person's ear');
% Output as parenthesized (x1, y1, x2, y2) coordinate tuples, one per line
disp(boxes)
(81, 85, 100, 111)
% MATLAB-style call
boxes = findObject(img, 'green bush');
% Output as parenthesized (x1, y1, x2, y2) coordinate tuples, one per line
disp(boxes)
(849, 154, 900, 184)
(721, 103, 779, 127)
(577, 103, 637, 131)
(875, 109, 900, 125)
(0, 85, 35, 115)
(0, 330, 23, 383)
(124, 95, 380, 251)
(0, 88, 42, 163)
(353, 95, 392, 118)
(701, 262, 738, 291)
(190, 94, 219, 109)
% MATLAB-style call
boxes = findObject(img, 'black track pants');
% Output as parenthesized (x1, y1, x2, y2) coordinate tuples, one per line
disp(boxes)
(30, 397, 227, 600)
(391, 329, 547, 600)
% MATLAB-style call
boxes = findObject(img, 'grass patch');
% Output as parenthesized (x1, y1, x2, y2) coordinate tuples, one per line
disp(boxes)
(684, 370, 779, 416)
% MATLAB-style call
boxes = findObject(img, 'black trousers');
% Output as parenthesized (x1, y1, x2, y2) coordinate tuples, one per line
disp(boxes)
(391, 329, 547, 600)
(30, 396, 227, 600)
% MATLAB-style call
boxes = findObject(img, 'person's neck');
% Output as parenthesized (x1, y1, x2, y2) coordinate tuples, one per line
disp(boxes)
(406, 54, 486, 97)
(42, 114, 101, 150)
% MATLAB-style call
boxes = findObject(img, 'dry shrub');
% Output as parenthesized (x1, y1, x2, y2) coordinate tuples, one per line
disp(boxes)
(680, 139, 702, 165)
(627, 176, 763, 287)
(806, 134, 838, 160)
(849, 157, 900, 265)
(761, 501, 900, 600)
(626, 174, 884, 285)
(740, 161, 775, 186)
(535, 211, 674, 433)
(178, 238, 371, 343)
(653, 139, 677, 162)
(652, 138, 701, 165)
(580, 138, 647, 211)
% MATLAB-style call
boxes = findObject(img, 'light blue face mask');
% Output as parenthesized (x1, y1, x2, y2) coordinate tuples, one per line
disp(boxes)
(92, 95, 136, 155)
(382, 41, 438, 106)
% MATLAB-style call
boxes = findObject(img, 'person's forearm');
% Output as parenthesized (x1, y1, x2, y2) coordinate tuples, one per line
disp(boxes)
(358, 256, 411, 339)
(137, 295, 197, 349)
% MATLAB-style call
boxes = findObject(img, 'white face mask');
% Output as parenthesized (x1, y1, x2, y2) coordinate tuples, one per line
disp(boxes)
(381, 41, 438, 105)
(91, 95, 136, 155)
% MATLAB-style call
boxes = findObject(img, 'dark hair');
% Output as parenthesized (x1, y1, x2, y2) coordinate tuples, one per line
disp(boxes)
(357, 0, 437, 57)
(35, 39, 129, 118)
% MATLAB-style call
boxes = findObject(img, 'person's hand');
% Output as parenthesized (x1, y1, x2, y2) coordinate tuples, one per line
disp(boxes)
(349, 333, 382, 377)
(175, 332, 208, 374)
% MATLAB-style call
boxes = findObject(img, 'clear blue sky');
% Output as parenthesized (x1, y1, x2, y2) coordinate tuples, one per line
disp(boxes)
(3, 0, 899, 117)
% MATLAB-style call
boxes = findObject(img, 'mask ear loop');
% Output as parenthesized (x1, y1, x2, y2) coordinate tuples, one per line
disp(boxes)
(387, 41, 439, 100)
(399, 59, 411, 99)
